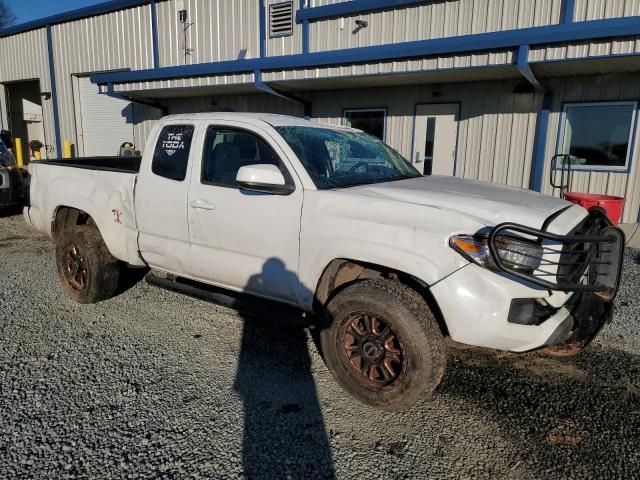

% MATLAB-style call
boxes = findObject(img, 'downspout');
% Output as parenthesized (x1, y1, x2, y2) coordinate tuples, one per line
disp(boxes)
(150, 0, 160, 69)
(102, 83, 168, 115)
(254, 70, 312, 119)
(516, 45, 552, 192)
(46, 25, 62, 159)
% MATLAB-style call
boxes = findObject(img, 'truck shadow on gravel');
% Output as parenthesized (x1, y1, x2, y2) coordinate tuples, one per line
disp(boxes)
(234, 259, 335, 479)
(440, 346, 640, 477)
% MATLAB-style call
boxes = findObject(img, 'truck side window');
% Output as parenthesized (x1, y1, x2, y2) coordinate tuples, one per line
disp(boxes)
(201, 127, 282, 187)
(151, 125, 194, 181)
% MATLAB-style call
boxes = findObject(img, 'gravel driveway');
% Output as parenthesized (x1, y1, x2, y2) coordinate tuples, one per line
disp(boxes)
(1, 212, 639, 479)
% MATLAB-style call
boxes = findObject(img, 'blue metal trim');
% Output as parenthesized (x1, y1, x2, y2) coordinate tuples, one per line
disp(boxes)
(302, 20, 310, 54)
(150, 0, 160, 68)
(45, 26, 62, 159)
(91, 16, 640, 85)
(300, 0, 310, 54)
(0, 0, 151, 37)
(296, 0, 429, 23)
(562, 0, 576, 23)
(531, 94, 552, 192)
(516, 45, 546, 93)
(259, 0, 267, 57)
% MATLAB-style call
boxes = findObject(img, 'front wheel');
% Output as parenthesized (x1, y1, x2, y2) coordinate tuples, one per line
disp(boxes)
(319, 279, 446, 411)
(55, 225, 120, 304)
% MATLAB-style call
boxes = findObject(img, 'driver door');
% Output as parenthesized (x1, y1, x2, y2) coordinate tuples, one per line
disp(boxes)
(186, 122, 303, 304)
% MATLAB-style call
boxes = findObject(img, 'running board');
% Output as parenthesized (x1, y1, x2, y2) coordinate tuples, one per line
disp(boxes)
(145, 273, 314, 328)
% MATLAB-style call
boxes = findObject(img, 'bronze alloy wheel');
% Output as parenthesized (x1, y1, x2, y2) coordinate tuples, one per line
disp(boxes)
(63, 243, 89, 291)
(341, 313, 405, 387)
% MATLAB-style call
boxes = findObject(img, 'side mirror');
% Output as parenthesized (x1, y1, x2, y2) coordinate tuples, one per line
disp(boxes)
(236, 164, 294, 195)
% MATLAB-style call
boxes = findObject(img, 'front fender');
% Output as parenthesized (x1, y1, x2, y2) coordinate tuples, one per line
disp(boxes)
(298, 190, 478, 310)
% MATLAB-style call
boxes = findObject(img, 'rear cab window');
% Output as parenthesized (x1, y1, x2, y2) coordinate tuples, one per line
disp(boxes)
(152, 124, 195, 181)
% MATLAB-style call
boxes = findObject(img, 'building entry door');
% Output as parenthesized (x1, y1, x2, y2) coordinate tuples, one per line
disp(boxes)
(412, 103, 460, 175)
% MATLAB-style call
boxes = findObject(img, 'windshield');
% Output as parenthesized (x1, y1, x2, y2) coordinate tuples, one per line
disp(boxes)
(275, 126, 421, 189)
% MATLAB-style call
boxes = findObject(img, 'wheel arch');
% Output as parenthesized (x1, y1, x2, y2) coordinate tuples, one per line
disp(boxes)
(52, 205, 97, 239)
(313, 258, 449, 337)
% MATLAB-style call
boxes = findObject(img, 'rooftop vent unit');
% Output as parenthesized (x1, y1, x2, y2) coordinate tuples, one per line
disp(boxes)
(269, 1, 294, 37)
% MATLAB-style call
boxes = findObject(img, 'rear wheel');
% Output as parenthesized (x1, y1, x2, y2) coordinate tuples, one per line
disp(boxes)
(55, 225, 120, 304)
(319, 279, 446, 411)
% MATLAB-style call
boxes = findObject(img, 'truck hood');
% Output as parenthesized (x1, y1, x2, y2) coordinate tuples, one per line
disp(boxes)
(347, 175, 573, 228)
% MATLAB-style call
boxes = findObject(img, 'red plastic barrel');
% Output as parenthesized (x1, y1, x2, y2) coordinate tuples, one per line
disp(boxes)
(563, 192, 626, 225)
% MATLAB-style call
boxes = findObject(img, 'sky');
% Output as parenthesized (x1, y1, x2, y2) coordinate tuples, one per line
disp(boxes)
(6, 0, 105, 25)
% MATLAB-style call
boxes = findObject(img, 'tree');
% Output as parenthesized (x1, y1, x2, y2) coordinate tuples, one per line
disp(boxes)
(0, 1, 15, 30)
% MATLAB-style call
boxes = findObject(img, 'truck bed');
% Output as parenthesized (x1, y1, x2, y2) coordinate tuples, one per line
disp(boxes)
(39, 156, 142, 173)
(25, 158, 143, 266)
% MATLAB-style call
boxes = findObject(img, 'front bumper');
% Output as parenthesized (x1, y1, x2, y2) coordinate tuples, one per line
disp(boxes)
(432, 207, 623, 353)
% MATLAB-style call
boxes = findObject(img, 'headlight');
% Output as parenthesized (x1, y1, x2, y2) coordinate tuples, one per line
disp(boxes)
(449, 234, 543, 273)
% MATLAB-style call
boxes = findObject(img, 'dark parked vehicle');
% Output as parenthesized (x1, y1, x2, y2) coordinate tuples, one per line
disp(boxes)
(0, 130, 25, 209)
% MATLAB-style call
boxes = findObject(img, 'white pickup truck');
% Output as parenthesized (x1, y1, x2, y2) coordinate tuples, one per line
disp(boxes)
(25, 113, 624, 411)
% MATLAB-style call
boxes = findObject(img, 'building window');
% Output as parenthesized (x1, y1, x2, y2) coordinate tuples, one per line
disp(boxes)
(343, 109, 387, 141)
(558, 102, 637, 171)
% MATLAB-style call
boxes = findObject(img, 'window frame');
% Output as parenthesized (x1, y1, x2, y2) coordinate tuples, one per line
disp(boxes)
(556, 101, 638, 173)
(150, 123, 195, 182)
(342, 107, 388, 142)
(199, 125, 296, 192)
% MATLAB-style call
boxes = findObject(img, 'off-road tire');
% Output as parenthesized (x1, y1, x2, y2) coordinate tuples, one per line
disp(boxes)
(320, 279, 446, 411)
(55, 225, 120, 304)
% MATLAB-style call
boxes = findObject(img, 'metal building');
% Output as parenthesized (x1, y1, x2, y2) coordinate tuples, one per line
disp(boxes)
(1, 0, 640, 222)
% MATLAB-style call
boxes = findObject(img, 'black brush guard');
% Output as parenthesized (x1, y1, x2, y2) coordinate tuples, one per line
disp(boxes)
(488, 208, 625, 300)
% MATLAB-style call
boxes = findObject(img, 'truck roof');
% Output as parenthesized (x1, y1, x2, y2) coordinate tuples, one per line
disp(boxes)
(157, 112, 352, 131)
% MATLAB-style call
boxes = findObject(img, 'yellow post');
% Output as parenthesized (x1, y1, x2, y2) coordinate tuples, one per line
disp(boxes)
(63, 140, 73, 159)
(13, 137, 23, 168)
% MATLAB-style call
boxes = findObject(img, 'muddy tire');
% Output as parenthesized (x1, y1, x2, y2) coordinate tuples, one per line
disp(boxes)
(55, 225, 120, 304)
(319, 279, 446, 411)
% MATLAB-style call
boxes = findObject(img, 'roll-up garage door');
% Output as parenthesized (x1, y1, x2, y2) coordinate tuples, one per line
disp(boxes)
(76, 76, 134, 156)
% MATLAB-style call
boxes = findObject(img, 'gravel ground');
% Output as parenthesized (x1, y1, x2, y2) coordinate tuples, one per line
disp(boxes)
(1, 211, 639, 479)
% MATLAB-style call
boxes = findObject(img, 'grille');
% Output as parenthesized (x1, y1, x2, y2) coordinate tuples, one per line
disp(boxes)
(269, 1, 294, 37)
(489, 208, 624, 299)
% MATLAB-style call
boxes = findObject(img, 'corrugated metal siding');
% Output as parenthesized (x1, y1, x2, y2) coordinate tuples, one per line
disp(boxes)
(540, 74, 640, 223)
(266, 0, 303, 56)
(132, 103, 164, 153)
(310, 0, 351, 6)
(309, 0, 563, 52)
(115, 73, 255, 93)
(574, 0, 640, 21)
(156, 0, 259, 67)
(310, 80, 539, 189)
(263, 49, 515, 81)
(164, 92, 304, 116)
(529, 36, 640, 61)
(0, 29, 55, 155)
(51, 5, 154, 152)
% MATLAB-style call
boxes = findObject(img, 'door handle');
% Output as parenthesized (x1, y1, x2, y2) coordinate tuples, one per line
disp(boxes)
(189, 199, 216, 211)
